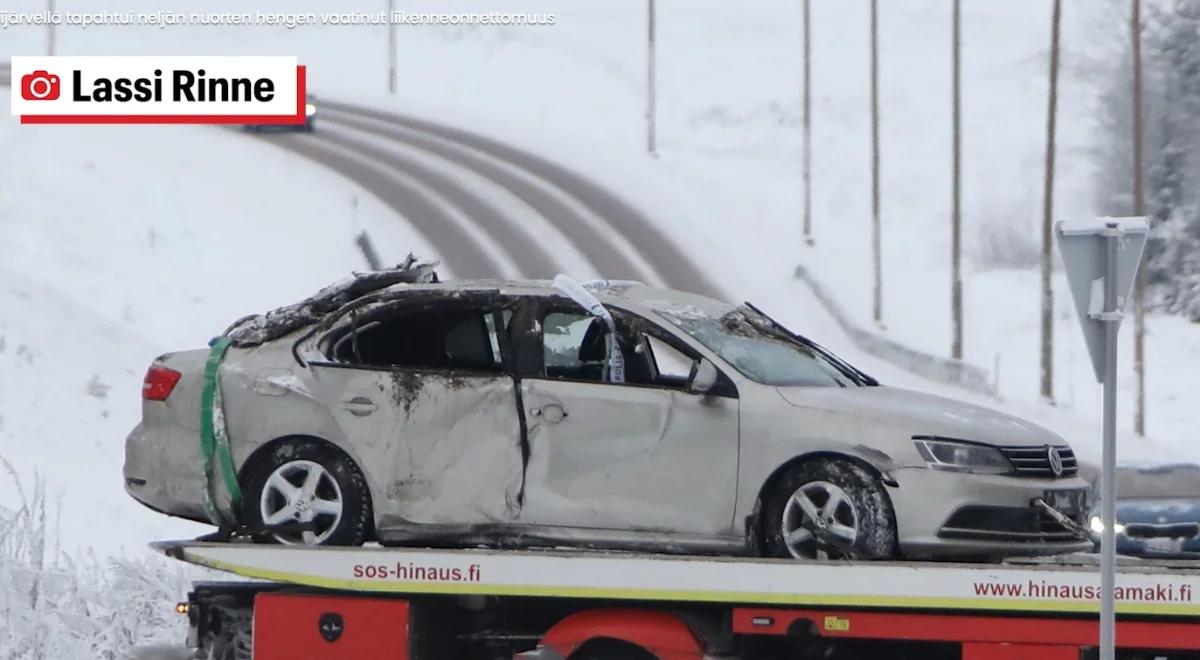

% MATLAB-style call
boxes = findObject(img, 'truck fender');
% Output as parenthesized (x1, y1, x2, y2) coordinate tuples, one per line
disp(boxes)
(528, 609, 705, 660)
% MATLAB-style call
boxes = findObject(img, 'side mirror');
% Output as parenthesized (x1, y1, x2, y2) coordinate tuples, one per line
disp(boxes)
(688, 358, 718, 394)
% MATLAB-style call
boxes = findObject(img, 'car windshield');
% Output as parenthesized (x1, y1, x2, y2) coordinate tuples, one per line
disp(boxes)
(656, 304, 856, 387)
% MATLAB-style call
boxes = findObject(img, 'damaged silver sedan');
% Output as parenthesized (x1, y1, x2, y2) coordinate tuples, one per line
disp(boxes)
(124, 265, 1093, 560)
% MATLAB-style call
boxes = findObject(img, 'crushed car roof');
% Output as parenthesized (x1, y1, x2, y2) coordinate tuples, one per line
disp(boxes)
(221, 258, 734, 349)
(223, 255, 440, 347)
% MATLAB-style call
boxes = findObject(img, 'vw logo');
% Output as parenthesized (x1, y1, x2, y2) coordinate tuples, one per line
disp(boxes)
(1047, 446, 1064, 477)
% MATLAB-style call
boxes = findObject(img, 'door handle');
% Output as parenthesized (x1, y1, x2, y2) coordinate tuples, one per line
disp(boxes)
(534, 403, 567, 424)
(342, 396, 377, 417)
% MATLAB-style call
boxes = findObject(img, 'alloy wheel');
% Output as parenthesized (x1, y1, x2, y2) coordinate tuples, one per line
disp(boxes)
(780, 480, 860, 559)
(258, 459, 343, 545)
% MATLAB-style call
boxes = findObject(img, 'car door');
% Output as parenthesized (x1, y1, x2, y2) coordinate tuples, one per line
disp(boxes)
(306, 298, 524, 525)
(516, 303, 740, 536)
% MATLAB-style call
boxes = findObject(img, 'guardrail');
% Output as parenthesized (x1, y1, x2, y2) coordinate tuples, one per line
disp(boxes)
(794, 264, 995, 396)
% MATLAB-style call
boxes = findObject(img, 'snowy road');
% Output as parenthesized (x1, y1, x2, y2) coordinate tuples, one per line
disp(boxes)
(254, 101, 723, 298)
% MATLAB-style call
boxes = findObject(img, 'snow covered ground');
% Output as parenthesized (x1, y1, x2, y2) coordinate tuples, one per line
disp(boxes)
(0, 0, 1195, 636)
(1, 0, 1195, 557)
(0, 2, 1197, 654)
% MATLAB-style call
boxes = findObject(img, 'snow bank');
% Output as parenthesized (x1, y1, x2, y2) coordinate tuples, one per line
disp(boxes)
(0, 0, 1192, 570)
(0, 467, 197, 658)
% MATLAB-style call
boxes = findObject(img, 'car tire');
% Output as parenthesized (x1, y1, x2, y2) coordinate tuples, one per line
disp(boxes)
(241, 438, 372, 546)
(761, 457, 897, 560)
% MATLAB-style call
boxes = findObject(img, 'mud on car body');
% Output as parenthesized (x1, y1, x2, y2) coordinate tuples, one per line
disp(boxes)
(124, 264, 1093, 560)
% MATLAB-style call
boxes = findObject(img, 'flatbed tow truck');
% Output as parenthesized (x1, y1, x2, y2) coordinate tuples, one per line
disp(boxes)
(157, 540, 1200, 660)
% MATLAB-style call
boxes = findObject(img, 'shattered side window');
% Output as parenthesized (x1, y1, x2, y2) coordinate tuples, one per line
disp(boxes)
(645, 335, 693, 382)
(541, 312, 605, 381)
(331, 306, 506, 373)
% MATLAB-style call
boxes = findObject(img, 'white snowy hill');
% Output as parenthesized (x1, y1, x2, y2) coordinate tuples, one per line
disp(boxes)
(1, 1, 1197, 654)
(0, 0, 1192, 574)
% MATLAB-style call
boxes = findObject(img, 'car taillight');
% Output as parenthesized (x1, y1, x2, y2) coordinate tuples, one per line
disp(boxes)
(143, 365, 182, 401)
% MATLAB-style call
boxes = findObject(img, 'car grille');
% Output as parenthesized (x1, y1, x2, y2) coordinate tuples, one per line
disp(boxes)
(998, 445, 1077, 478)
(939, 505, 1085, 543)
(1124, 522, 1200, 540)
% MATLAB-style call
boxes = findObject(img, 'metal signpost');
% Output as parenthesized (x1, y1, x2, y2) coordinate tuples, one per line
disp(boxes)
(1056, 217, 1148, 660)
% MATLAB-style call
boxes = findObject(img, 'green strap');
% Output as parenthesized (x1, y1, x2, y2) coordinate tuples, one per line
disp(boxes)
(200, 337, 243, 527)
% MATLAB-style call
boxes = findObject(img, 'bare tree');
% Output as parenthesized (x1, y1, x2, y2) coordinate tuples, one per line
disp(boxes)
(803, 0, 814, 245)
(951, 0, 963, 359)
(1131, 0, 1146, 435)
(1040, 0, 1063, 401)
(870, 0, 882, 323)
(647, 0, 658, 156)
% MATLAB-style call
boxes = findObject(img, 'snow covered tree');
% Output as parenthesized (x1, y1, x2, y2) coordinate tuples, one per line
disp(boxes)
(1095, 0, 1200, 321)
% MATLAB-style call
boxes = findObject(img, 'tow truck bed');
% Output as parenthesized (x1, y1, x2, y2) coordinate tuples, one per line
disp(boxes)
(156, 541, 1200, 659)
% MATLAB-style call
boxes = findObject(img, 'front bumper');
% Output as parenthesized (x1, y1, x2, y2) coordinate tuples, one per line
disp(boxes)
(890, 466, 1092, 559)
(1094, 524, 1200, 559)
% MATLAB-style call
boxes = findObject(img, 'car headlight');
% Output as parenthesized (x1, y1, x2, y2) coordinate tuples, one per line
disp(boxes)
(913, 438, 1012, 474)
(305, 103, 316, 117)
(1089, 515, 1126, 535)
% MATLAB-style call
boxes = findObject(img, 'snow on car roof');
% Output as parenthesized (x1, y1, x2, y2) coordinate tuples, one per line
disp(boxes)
(366, 277, 731, 310)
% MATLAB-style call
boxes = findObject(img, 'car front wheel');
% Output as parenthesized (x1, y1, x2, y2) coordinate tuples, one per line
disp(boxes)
(241, 438, 371, 546)
(761, 457, 897, 560)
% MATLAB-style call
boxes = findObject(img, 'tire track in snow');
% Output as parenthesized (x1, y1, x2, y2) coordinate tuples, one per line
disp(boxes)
(255, 132, 508, 279)
(316, 100, 722, 299)
(317, 106, 657, 286)
(293, 121, 558, 277)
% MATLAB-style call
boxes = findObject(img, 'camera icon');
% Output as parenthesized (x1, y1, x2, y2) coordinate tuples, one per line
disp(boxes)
(21, 71, 61, 101)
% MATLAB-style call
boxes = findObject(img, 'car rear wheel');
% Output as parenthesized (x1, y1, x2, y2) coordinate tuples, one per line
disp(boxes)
(242, 439, 371, 546)
(761, 457, 897, 560)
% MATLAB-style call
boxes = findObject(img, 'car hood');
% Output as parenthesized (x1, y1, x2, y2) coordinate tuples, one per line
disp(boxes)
(776, 385, 1064, 448)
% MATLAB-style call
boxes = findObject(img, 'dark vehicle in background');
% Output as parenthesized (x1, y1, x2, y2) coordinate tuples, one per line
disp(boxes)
(245, 97, 316, 132)
(1089, 464, 1200, 559)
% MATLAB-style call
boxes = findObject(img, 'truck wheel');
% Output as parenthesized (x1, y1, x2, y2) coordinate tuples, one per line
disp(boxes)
(761, 458, 897, 560)
(242, 438, 371, 546)
(569, 639, 658, 660)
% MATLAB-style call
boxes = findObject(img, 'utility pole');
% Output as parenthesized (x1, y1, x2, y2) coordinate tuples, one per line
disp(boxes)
(387, 0, 397, 94)
(47, 0, 55, 55)
(1131, 0, 1147, 436)
(870, 0, 882, 324)
(1040, 0, 1063, 401)
(951, 0, 963, 359)
(802, 0, 814, 246)
(647, 0, 657, 156)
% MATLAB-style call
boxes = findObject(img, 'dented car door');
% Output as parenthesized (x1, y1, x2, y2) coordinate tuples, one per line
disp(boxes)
(516, 305, 740, 536)
(307, 299, 524, 526)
